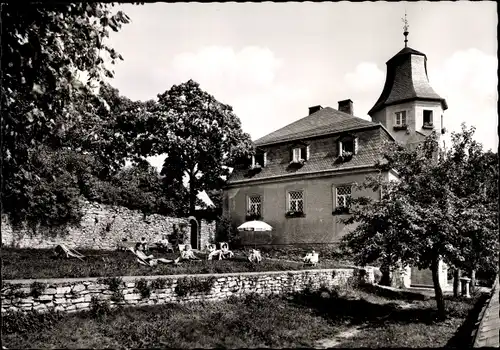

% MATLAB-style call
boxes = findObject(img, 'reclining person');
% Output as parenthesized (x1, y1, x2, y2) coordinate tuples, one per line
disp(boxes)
(180, 245, 201, 261)
(133, 243, 180, 267)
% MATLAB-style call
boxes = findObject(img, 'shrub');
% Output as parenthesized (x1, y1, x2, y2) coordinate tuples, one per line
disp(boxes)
(98, 277, 124, 302)
(89, 296, 112, 320)
(30, 282, 47, 298)
(136, 278, 151, 299)
(2, 309, 64, 334)
(151, 278, 168, 290)
(215, 215, 240, 246)
(175, 277, 216, 297)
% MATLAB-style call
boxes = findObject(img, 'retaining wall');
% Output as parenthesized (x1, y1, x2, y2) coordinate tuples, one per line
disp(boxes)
(1, 267, 373, 314)
(1, 200, 215, 250)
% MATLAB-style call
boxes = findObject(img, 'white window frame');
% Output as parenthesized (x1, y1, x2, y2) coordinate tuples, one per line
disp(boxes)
(247, 195, 262, 216)
(292, 148, 302, 162)
(335, 185, 352, 209)
(395, 111, 407, 126)
(288, 190, 304, 213)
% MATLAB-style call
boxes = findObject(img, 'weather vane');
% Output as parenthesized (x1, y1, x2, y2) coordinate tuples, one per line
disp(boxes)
(402, 11, 409, 48)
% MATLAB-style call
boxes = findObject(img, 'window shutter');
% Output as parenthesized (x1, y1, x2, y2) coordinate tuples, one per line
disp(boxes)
(353, 137, 358, 154)
(338, 141, 343, 157)
(301, 147, 306, 160)
(306, 145, 310, 160)
(251, 155, 255, 168)
(289, 148, 293, 162)
(263, 152, 267, 167)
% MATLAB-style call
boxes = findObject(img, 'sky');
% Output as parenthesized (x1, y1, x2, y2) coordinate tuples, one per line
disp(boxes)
(105, 1, 498, 174)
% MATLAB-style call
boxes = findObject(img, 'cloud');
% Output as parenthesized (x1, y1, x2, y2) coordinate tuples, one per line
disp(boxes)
(343, 49, 498, 151)
(430, 48, 498, 151)
(344, 62, 385, 92)
(165, 46, 312, 140)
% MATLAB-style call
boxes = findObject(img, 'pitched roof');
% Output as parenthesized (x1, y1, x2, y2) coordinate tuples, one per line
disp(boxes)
(254, 107, 377, 146)
(369, 46, 447, 116)
(228, 126, 392, 184)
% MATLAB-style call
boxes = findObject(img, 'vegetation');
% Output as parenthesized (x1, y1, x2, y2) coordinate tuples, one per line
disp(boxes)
(30, 281, 47, 298)
(135, 278, 152, 299)
(174, 276, 216, 297)
(1, 287, 485, 348)
(1, 248, 348, 280)
(340, 125, 498, 319)
(145, 79, 253, 215)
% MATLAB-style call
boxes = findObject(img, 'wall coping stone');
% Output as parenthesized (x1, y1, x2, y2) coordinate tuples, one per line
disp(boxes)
(2, 268, 358, 285)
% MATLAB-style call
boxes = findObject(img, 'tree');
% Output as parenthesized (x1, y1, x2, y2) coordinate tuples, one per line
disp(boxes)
(1, 3, 133, 227)
(340, 129, 498, 320)
(149, 80, 253, 215)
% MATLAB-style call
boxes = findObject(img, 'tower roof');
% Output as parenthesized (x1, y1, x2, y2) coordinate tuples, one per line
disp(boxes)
(368, 46, 448, 116)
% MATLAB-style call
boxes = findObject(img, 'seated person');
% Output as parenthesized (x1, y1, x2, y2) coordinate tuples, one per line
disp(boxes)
(303, 250, 319, 265)
(133, 243, 180, 266)
(248, 249, 262, 263)
(180, 245, 200, 261)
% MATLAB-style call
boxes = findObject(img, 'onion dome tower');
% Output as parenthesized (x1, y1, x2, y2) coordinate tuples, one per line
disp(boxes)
(368, 14, 448, 146)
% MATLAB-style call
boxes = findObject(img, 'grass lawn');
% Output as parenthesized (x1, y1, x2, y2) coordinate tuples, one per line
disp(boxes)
(2, 286, 486, 349)
(1, 248, 348, 280)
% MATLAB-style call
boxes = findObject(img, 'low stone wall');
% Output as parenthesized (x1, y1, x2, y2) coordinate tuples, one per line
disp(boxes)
(1, 200, 215, 250)
(1, 268, 372, 314)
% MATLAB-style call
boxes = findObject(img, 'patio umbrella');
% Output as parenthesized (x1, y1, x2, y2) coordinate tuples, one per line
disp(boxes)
(237, 220, 273, 248)
(237, 220, 273, 232)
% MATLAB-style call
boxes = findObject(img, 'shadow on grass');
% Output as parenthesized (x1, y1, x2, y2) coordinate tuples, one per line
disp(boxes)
(289, 285, 481, 331)
(445, 292, 489, 348)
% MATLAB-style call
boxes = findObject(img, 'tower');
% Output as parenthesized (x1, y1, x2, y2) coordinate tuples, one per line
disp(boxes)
(368, 14, 448, 147)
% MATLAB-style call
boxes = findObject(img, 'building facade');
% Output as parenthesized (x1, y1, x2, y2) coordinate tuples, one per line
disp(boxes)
(224, 34, 449, 288)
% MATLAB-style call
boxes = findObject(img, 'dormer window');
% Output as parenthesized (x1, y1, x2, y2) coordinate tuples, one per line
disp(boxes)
(423, 110, 433, 129)
(337, 135, 358, 160)
(289, 143, 310, 164)
(251, 150, 267, 168)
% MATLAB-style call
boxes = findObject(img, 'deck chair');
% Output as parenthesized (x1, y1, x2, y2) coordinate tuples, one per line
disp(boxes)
(128, 247, 179, 267)
(54, 244, 85, 261)
(206, 243, 216, 253)
(303, 251, 319, 266)
(248, 249, 262, 263)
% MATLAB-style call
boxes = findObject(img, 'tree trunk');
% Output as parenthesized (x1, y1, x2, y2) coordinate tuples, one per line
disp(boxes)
(189, 175, 196, 216)
(431, 257, 446, 320)
(453, 268, 461, 298)
(470, 269, 476, 295)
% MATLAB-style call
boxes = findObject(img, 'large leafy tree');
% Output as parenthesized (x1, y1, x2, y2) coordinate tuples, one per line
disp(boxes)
(149, 80, 253, 215)
(340, 128, 498, 319)
(1, 3, 132, 227)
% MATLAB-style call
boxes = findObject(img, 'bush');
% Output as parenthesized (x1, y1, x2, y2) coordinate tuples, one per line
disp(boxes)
(215, 215, 240, 246)
(151, 278, 169, 290)
(175, 277, 216, 297)
(136, 278, 151, 299)
(89, 296, 112, 320)
(2, 309, 65, 334)
(30, 282, 47, 298)
(98, 277, 124, 302)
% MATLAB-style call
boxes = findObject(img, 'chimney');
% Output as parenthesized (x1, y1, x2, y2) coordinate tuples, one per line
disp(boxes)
(308, 105, 322, 115)
(338, 99, 354, 115)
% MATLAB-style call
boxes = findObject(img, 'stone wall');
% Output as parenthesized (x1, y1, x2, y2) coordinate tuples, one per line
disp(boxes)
(1, 200, 215, 251)
(1, 268, 372, 314)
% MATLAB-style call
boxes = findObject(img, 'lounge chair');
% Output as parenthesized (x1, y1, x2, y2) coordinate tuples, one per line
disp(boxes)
(54, 244, 85, 261)
(303, 251, 319, 266)
(248, 249, 262, 263)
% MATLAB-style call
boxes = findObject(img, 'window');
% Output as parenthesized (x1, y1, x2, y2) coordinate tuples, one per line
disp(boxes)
(292, 148, 302, 162)
(423, 110, 433, 127)
(252, 151, 267, 168)
(247, 195, 262, 216)
(336, 185, 352, 208)
(288, 190, 304, 212)
(395, 111, 407, 126)
(337, 136, 358, 157)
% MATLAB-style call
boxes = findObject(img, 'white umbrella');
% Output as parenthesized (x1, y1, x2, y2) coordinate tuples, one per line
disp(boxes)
(237, 220, 273, 231)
